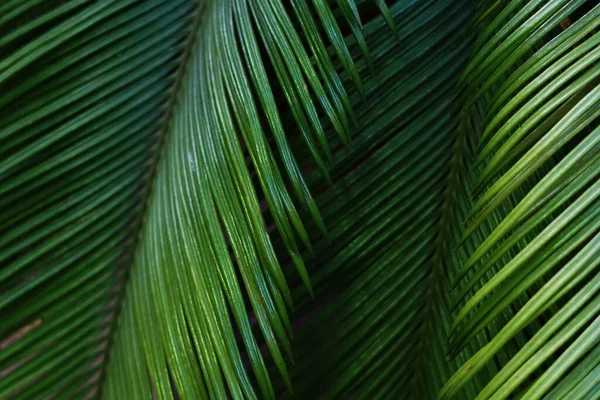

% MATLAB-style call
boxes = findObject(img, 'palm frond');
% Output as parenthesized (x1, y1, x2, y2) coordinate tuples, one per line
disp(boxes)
(103, 0, 398, 398)
(440, 1, 600, 399)
(0, 1, 197, 398)
(261, 1, 478, 398)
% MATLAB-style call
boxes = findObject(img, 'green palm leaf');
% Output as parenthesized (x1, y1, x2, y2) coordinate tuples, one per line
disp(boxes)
(440, 1, 600, 399)
(2, 0, 600, 399)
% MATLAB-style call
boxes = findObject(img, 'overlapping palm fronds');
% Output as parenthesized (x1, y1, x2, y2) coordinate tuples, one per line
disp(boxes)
(2, 0, 600, 399)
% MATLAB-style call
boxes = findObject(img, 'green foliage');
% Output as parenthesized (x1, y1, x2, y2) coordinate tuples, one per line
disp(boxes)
(2, 0, 600, 399)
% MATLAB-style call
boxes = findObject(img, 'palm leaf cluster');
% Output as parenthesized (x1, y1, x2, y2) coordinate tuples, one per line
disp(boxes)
(1, 0, 600, 399)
